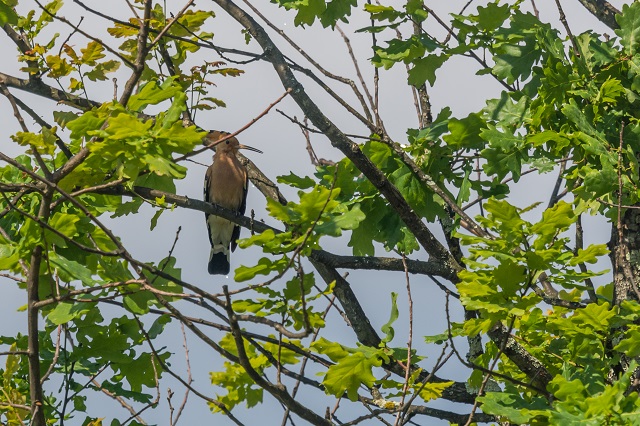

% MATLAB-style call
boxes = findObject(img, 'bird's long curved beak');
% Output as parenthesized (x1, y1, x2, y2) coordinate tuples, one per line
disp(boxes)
(238, 144, 263, 154)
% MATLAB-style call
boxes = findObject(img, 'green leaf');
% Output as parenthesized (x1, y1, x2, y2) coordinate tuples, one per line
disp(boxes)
(50, 253, 99, 285)
(277, 172, 315, 189)
(123, 292, 153, 315)
(45, 55, 72, 78)
(11, 131, 56, 155)
(289, 0, 325, 26)
(0, 1, 18, 26)
(321, 351, 380, 401)
(321, 0, 357, 27)
(85, 60, 120, 82)
(570, 244, 609, 266)
(484, 92, 529, 129)
(407, 53, 449, 86)
(311, 337, 349, 362)
(614, 327, 640, 357)
(494, 259, 526, 295)
(118, 352, 165, 392)
(616, 3, 640, 56)
(561, 100, 599, 137)
(597, 78, 624, 104)
(571, 302, 615, 333)
(478, 390, 549, 424)
(298, 186, 339, 224)
(150, 208, 163, 231)
(582, 165, 617, 198)
(381, 292, 399, 343)
(332, 203, 365, 230)
(417, 381, 454, 403)
(476, 3, 511, 31)
(530, 201, 575, 247)
(364, 3, 402, 22)
(443, 113, 486, 149)
(235, 257, 287, 282)
(493, 38, 539, 84)
(127, 78, 181, 112)
(81, 41, 106, 65)
(48, 302, 90, 325)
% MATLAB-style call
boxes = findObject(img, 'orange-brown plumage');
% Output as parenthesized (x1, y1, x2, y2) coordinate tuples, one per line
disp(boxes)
(203, 131, 262, 275)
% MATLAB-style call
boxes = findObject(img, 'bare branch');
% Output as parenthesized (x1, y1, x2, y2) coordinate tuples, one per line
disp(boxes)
(176, 88, 291, 161)
(241, 0, 374, 129)
(0, 71, 100, 110)
(554, 0, 580, 57)
(223, 286, 332, 426)
(148, 0, 197, 48)
(119, 0, 152, 106)
(576, 0, 620, 30)
(33, 0, 135, 69)
(213, 0, 461, 269)
(309, 250, 459, 282)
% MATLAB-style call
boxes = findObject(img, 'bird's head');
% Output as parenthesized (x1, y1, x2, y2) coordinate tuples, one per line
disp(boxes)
(204, 131, 263, 156)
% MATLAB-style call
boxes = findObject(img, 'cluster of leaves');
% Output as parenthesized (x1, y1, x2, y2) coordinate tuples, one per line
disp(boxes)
(1, 46, 204, 425)
(235, 181, 365, 280)
(359, 1, 640, 216)
(270, 0, 358, 28)
(441, 3, 640, 423)
(107, 5, 245, 113)
(477, 299, 640, 424)
(0, 80, 198, 422)
(255, 0, 640, 423)
(210, 334, 302, 412)
(213, 290, 452, 410)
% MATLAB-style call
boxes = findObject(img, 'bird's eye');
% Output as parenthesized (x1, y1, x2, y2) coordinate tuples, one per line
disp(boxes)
(225, 140, 230, 144)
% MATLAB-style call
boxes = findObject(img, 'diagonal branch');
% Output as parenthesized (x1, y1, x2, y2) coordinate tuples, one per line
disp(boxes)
(241, 0, 374, 129)
(222, 286, 332, 426)
(576, 0, 620, 30)
(212, 0, 461, 271)
(309, 258, 475, 405)
(486, 323, 553, 391)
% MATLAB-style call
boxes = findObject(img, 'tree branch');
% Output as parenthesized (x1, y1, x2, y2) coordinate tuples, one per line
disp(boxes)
(118, 0, 152, 106)
(0, 71, 100, 110)
(212, 0, 461, 271)
(223, 286, 332, 426)
(309, 250, 458, 282)
(487, 323, 553, 392)
(576, 0, 620, 30)
(27, 190, 52, 426)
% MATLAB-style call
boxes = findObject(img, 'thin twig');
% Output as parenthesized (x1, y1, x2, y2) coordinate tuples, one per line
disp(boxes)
(33, 0, 135, 68)
(554, 0, 580, 57)
(531, 0, 540, 18)
(395, 254, 413, 426)
(119, 0, 153, 106)
(423, 5, 516, 92)
(172, 323, 192, 425)
(241, 0, 374, 129)
(148, 0, 196, 47)
(175, 88, 291, 161)
(40, 326, 62, 384)
(464, 316, 517, 425)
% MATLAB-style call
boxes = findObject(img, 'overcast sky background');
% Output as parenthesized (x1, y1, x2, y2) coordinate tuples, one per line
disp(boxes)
(0, 1, 628, 424)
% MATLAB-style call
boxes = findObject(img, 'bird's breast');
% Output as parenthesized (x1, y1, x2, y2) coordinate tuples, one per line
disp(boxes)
(208, 156, 246, 209)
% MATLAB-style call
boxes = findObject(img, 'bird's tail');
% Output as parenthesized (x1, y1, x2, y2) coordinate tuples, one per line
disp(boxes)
(208, 245, 230, 275)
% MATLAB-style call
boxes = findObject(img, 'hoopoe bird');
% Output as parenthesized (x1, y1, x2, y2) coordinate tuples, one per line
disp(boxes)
(203, 131, 262, 275)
